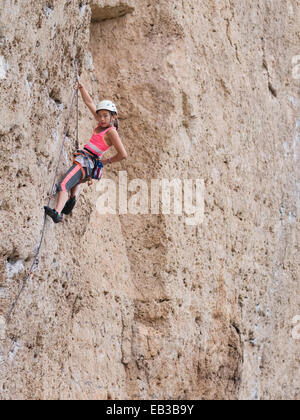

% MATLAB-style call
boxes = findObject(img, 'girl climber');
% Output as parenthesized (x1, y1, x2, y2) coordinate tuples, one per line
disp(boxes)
(44, 82, 128, 223)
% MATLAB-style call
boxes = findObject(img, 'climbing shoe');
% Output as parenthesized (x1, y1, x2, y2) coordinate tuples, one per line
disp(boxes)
(44, 206, 61, 223)
(61, 196, 76, 215)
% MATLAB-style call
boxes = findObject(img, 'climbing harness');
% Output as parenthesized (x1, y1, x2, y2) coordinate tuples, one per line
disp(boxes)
(72, 148, 104, 185)
(5, 59, 81, 323)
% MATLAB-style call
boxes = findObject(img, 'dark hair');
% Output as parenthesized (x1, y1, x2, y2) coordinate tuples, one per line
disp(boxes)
(110, 111, 118, 131)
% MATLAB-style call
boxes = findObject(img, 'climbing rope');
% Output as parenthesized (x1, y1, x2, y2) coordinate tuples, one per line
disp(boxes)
(75, 59, 79, 151)
(5, 59, 80, 323)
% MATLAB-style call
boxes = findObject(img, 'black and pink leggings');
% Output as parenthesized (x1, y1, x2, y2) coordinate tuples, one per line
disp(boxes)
(57, 164, 84, 192)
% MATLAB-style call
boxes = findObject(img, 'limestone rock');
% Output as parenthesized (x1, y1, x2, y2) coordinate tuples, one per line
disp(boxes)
(91, 0, 134, 22)
(0, 0, 299, 400)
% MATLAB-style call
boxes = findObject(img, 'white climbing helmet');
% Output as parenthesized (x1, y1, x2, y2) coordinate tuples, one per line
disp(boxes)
(96, 100, 118, 114)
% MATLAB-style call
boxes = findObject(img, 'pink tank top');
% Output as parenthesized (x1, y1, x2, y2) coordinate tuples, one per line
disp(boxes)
(84, 125, 115, 157)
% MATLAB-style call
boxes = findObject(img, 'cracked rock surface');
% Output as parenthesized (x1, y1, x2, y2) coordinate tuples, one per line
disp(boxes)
(0, 0, 299, 400)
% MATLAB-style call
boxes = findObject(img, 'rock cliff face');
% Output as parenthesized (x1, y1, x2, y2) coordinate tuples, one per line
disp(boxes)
(0, 0, 299, 400)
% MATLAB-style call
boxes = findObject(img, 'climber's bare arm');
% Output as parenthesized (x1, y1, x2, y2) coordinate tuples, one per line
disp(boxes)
(78, 83, 98, 120)
(102, 129, 128, 165)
